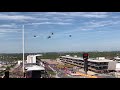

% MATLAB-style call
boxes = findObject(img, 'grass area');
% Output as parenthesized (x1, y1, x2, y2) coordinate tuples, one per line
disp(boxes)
(0, 70, 5, 76)
(46, 70, 56, 75)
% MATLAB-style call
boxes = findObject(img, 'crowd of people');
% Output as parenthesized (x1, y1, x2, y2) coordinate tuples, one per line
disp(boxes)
(10, 64, 24, 78)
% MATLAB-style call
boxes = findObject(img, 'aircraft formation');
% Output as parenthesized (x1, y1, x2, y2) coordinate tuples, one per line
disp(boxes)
(33, 32, 72, 39)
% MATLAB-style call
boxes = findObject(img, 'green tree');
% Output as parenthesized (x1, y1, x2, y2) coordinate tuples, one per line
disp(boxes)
(6, 66, 10, 71)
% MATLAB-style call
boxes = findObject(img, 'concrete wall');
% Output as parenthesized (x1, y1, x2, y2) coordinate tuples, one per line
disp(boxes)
(116, 63, 120, 71)
(108, 61, 117, 70)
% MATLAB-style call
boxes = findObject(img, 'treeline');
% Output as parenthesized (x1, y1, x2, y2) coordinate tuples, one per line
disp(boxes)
(0, 53, 29, 61)
(0, 51, 120, 61)
(36, 51, 120, 59)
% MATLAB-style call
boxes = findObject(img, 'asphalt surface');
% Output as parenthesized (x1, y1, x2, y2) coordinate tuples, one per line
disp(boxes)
(46, 64, 84, 78)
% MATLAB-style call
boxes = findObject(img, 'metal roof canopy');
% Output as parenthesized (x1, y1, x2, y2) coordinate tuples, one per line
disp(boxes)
(26, 65, 45, 71)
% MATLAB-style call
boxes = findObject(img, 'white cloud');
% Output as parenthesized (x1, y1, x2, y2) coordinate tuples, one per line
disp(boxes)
(0, 12, 72, 22)
(58, 19, 120, 34)
(0, 23, 22, 34)
(0, 32, 4, 35)
(0, 23, 17, 28)
(84, 20, 120, 29)
(31, 22, 72, 25)
(0, 25, 14, 28)
(36, 18, 50, 20)
(97, 30, 107, 33)
(46, 12, 109, 18)
(55, 22, 72, 25)
(0, 12, 109, 26)
(0, 14, 35, 20)
(45, 12, 68, 16)
(52, 17, 73, 22)
(0, 12, 117, 37)
(0, 28, 22, 38)
(0, 29, 21, 33)
(66, 12, 108, 18)
(3, 37, 22, 40)
(81, 12, 108, 18)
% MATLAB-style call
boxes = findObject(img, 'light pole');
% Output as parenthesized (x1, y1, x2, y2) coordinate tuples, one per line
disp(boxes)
(22, 25, 25, 74)
(22, 23, 41, 75)
(22, 24, 36, 76)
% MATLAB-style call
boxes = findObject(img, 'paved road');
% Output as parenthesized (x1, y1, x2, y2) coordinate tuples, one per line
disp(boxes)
(47, 64, 72, 78)
(9, 64, 24, 78)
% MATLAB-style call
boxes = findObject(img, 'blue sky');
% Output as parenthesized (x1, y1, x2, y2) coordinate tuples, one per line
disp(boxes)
(0, 12, 120, 53)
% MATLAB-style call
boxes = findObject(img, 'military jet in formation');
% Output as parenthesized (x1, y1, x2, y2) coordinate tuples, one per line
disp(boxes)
(34, 35, 37, 37)
(47, 32, 54, 39)
(51, 32, 54, 35)
(69, 35, 72, 37)
(47, 36, 51, 39)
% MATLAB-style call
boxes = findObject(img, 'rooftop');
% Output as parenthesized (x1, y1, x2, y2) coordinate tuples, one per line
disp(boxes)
(27, 54, 42, 57)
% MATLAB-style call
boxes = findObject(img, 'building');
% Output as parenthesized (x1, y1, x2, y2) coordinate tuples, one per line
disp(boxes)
(25, 65, 46, 78)
(114, 56, 120, 62)
(59, 55, 116, 73)
(18, 61, 22, 65)
(25, 54, 47, 78)
(27, 54, 42, 64)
